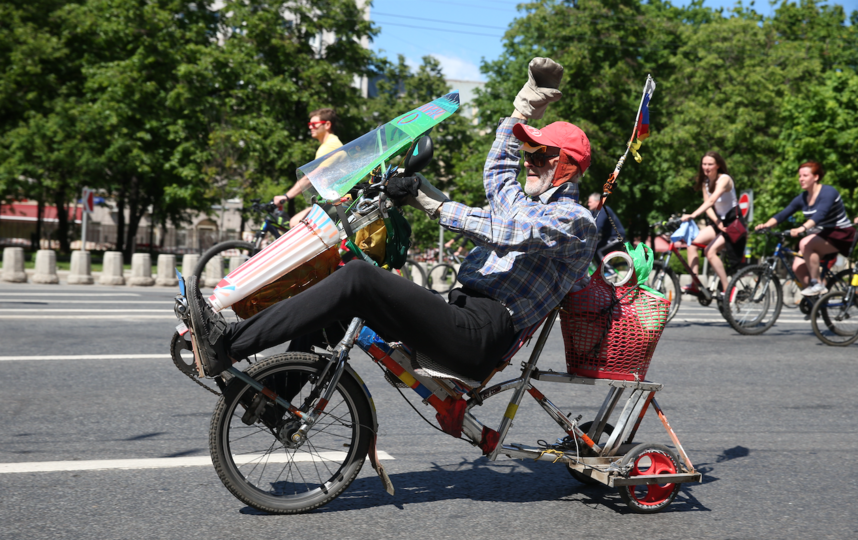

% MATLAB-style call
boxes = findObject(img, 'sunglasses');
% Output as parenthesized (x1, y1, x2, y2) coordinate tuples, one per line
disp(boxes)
(307, 121, 328, 129)
(522, 145, 561, 168)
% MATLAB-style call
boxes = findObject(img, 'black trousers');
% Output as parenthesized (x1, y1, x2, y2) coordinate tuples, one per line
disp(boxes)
(225, 261, 517, 380)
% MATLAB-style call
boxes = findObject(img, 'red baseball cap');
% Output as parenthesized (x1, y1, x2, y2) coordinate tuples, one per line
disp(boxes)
(513, 122, 591, 174)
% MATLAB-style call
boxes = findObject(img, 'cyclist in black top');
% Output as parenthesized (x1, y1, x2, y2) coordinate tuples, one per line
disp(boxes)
(587, 192, 626, 261)
(755, 161, 856, 296)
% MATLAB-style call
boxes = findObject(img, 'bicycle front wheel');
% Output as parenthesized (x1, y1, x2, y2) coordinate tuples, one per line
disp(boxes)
(427, 262, 458, 293)
(723, 265, 782, 335)
(646, 262, 680, 322)
(193, 240, 256, 287)
(210, 353, 374, 514)
(811, 290, 858, 346)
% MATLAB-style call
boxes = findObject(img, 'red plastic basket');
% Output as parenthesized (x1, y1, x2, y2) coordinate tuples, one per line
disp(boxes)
(560, 263, 669, 381)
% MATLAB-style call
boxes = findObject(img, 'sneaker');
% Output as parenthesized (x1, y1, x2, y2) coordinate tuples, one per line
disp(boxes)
(800, 282, 828, 297)
(681, 284, 701, 296)
(186, 275, 233, 377)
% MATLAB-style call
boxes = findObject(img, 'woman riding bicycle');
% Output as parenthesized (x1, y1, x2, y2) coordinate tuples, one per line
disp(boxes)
(680, 151, 746, 297)
(754, 161, 856, 297)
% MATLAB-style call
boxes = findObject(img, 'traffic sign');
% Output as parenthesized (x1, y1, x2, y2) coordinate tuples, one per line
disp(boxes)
(739, 190, 753, 223)
(82, 188, 94, 214)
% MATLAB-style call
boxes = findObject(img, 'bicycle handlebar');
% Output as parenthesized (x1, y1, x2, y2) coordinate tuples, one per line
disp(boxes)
(753, 228, 790, 239)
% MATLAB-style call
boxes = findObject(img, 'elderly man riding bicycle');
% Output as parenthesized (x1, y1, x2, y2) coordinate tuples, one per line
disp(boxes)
(185, 58, 598, 383)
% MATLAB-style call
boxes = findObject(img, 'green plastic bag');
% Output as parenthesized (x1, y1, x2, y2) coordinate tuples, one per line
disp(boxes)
(624, 242, 664, 299)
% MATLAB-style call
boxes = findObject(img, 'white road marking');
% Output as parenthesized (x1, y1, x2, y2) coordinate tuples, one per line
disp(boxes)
(669, 318, 810, 324)
(1, 300, 172, 305)
(0, 316, 176, 319)
(0, 309, 171, 313)
(0, 452, 394, 474)
(0, 293, 142, 297)
(0, 354, 171, 361)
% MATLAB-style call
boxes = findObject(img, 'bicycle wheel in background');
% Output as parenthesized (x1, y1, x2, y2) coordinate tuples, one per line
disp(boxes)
(646, 262, 680, 322)
(193, 240, 256, 287)
(723, 265, 783, 335)
(400, 258, 427, 288)
(427, 262, 457, 293)
(210, 353, 374, 514)
(811, 290, 858, 346)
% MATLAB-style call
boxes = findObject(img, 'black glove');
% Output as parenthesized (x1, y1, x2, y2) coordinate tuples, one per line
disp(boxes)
(385, 176, 421, 204)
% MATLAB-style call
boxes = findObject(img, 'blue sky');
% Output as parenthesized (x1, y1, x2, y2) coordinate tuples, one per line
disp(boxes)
(368, 0, 858, 82)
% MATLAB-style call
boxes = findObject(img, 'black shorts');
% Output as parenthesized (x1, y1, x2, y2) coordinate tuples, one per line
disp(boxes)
(818, 226, 857, 257)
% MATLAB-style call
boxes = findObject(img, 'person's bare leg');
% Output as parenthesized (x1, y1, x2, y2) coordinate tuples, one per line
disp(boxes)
(792, 256, 810, 287)
(688, 226, 716, 278)
(704, 235, 728, 292)
(801, 234, 838, 282)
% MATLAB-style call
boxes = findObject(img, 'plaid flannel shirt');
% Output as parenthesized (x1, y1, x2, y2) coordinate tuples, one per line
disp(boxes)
(439, 117, 597, 330)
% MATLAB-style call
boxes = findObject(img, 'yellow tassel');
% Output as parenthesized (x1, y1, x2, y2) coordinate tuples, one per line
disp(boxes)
(629, 137, 643, 163)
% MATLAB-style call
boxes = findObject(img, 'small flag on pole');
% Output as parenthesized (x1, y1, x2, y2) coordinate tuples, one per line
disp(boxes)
(629, 76, 656, 163)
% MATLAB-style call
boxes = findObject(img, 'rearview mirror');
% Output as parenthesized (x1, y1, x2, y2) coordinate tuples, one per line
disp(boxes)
(402, 135, 434, 176)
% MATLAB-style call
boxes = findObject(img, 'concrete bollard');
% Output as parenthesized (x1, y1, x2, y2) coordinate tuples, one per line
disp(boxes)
(228, 255, 246, 274)
(181, 254, 199, 280)
(155, 254, 179, 287)
(67, 251, 94, 285)
(128, 253, 155, 286)
(204, 255, 224, 288)
(32, 250, 60, 284)
(99, 251, 126, 286)
(1, 247, 27, 283)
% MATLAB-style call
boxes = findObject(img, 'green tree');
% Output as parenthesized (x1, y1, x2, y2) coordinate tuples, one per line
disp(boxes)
(173, 0, 380, 226)
(0, 0, 89, 251)
(757, 70, 858, 225)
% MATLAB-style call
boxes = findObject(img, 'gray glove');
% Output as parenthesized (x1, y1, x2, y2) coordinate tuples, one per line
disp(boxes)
(513, 57, 564, 120)
(404, 174, 449, 220)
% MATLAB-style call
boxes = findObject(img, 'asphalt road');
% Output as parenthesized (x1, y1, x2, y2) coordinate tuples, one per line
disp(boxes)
(1, 281, 856, 539)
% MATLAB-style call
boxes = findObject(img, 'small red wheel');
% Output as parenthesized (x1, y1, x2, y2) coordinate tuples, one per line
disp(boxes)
(617, 443, 682, 513)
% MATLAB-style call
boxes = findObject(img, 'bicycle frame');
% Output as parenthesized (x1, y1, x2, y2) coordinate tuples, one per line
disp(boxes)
(761, 237, 838, 296)
(282, 310, 700, 488)
(657, 238, 715, 301)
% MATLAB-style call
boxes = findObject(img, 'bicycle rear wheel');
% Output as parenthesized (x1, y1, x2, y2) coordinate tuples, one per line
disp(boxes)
(723, 264, 782, 335)
(646, 262, 680, 322)
(210, 353, 373, 514)
(811, 290, 858, 346)
(193, 240, 256, 287)
(427, 262, 458, 293)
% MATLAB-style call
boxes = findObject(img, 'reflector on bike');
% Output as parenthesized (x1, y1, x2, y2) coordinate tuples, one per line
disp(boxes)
(298, 91, 460, 200)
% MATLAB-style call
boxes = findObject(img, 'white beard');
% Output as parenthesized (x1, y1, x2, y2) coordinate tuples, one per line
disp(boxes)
(524, 167, 555, 197)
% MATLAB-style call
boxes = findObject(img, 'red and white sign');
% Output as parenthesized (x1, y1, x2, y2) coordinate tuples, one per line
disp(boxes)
(82, 188, 94, 214)
(738, 190, 753, 222)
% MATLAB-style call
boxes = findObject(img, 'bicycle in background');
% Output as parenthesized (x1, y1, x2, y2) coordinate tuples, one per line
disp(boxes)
(723, 229, 854, 335)
(193, 199, 290, 286)
(426, 246, 465, 293)
(810, 259, 858, 346)
(646, 219, 728, 323)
